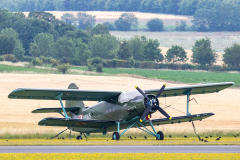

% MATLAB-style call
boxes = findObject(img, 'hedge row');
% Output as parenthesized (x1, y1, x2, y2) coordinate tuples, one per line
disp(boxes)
(103, 59, 240, 72)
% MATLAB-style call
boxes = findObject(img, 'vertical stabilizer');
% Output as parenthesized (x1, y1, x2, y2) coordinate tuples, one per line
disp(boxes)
(65, 83, 85, 112)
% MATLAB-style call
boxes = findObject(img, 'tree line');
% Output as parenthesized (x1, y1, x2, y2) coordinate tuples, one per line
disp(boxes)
(1, 9, 240, 72)
(1, 0, 240, 31)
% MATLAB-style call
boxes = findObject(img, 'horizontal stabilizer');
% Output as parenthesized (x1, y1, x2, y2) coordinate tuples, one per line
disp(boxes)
(32, 107, 80, 114)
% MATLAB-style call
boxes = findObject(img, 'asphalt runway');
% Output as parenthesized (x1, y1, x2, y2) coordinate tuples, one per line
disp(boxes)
(0, 146, 240, 153)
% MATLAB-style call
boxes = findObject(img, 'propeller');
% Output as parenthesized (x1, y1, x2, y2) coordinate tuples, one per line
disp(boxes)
(135, 84, 171, 122)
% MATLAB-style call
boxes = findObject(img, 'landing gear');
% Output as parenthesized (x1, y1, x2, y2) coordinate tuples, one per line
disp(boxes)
(112, 132, 120, 140)
(156, 131, 164, 140)
(76, 133, 83, 140)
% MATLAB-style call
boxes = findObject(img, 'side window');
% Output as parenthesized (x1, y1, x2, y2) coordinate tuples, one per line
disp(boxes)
(116, 105, 118, 110)
(112, 107, 115, 112)
(106, 109, 108, 113)
(109, 108, 111, 112)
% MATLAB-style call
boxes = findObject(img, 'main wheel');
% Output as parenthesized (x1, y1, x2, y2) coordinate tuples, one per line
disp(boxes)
(112, 132, 120, 140)
(76, 135, 83, 140)
(156, 131, 164, 140)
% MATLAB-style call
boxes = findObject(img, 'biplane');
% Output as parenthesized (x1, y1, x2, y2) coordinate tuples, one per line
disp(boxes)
(8, 82, 234, 140)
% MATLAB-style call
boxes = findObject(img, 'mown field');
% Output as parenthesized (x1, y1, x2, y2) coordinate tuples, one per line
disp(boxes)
(111, 31, 240, 53)
(0, 153, 239, 160)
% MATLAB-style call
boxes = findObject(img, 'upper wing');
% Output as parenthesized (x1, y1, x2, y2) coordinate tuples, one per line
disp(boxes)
(144, 82, 234, 98)
(8, 88, 122, 101)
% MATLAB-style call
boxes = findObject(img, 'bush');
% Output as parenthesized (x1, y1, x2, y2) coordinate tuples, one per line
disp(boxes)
(39, 56, 52, 64)
(147, 18, 164, 32)
(87, 62, 93, 71)
(90, 57, 103, 67)
(31, 57, 42, 66)
(23, 56, 34, 62)
(3, 54, 15, 62)
(57, 63, 71, 74)
(70, 58, 81, 66)
(60, 57, 70, 64)
(50, 59, 58, 67)
(0, 56, 3, 61)
(102, 22, 116, 31)
(128, 57, 135, 67)
(11, 58, 18, 63)
(96, 63, 103, 73)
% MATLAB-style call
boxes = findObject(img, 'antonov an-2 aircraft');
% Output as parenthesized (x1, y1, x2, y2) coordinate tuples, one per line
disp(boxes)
(8, 82, 234, 140)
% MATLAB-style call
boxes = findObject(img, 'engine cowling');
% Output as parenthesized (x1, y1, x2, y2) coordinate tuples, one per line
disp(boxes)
(143, 94, 159, 113)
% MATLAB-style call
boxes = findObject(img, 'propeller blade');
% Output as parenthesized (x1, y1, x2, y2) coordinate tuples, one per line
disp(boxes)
(155, 84, 166, 99)
(135, 86, 150, 101)
(156, 106, 171, 120)
(140, 105, 152, 122)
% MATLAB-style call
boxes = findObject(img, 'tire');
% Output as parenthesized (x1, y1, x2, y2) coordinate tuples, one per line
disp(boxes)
(156, 131, 164, 140)
(76, 135, 82, 140)
(112, 132, 120, 140)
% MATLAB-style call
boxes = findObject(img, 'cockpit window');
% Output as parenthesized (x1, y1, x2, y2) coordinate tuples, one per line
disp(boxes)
(118, 91, 143, 103)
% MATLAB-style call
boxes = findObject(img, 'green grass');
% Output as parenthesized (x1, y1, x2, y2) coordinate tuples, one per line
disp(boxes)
(0, 64, 55, 73)
(1, 64, 240, 87)
(72, 66, 240, 87)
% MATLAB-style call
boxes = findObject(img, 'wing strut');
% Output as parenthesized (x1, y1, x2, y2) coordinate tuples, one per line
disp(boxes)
(184, 89, 192, 116)
(55, 93, 71, 119)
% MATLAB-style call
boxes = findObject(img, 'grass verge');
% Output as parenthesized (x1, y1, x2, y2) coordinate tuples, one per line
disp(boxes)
(0, 137, 240, 146)
(0, 153, 239, 160)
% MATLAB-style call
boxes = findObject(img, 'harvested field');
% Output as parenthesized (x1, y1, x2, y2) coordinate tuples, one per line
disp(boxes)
(23, 11, 191, 25)
(0, 73, 239, 137)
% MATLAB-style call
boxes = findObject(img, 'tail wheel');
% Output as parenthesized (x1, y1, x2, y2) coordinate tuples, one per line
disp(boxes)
(112, 132, 120, 140)
(156, 131, 164, 140)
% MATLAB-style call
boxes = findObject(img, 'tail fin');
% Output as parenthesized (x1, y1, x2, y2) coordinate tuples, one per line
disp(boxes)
(65, 83, 85, 112)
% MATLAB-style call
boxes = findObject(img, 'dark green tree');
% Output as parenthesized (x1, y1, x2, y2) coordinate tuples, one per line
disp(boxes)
(33, 33, 54, 57)
(12, 18, 54, 55)
(102, 22, 115, 31)
(61, 13, 76, 24)
(90, 24, 110, 36)
(117, 40, 131, 60)
(127, 35, 145, 61)
(114, 13, 138, 31)
(74, 38, 92, 65)
(147, 18, 164, 32)
(165, 45, 188, 63)
(142, 39, 163, 62)
(29, 43, 40, 57)
(0, 28, 25, 60)
(89, 34, 120, 59)
(53, 37, 74, 59)
(223, 43, 240, 67)
(76, 12, 96, 30)
(191, 37, 217, 65)
(0, 35, 16, 55)
(192, 0, 240, 31)
(28, 11, 56, 22)
(51, 19, 76, 37)
(178, 0, 198, 15)
(176, 20, 187, 31)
